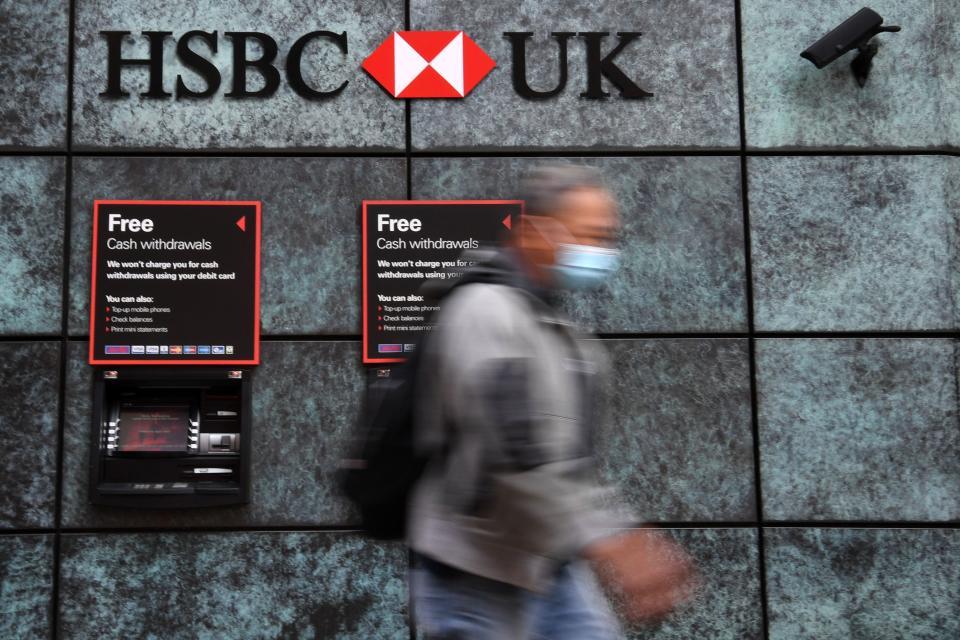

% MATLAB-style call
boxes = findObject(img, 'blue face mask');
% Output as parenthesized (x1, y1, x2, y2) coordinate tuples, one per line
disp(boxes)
(551, 243, 620, 290)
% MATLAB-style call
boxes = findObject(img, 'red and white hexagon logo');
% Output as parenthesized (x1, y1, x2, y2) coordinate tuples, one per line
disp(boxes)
(362, 31, 496, 98)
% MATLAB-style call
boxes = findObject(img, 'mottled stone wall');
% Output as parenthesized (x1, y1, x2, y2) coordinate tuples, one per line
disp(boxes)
(0, 0, 957, 638)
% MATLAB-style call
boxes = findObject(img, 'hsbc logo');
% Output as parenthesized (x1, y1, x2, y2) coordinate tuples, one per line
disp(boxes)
(362, 32, 495, 98)
(99, 30, 652, 101)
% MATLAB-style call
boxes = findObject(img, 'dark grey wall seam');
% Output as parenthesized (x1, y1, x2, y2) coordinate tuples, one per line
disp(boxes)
(2, 149, 959, 158)
(50, 165, 69, 640)
(405, 105, 413, 199)
(50, 1, 77, 638)
(4, 521, 958, 537)
(0, 520, 960, 537)
(404, 0, 413, 200)
(734, 1, 770, 639)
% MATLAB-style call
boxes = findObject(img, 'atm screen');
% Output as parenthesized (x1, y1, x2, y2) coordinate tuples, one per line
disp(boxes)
(117, 405, 190, 452)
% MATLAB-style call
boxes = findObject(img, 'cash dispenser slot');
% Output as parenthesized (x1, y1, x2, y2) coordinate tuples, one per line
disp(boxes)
(90, 367, 251, 508)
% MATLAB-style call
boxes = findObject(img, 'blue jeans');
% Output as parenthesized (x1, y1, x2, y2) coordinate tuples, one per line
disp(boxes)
(410, 553, 623, 640)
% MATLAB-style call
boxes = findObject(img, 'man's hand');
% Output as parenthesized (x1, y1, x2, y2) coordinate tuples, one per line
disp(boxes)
(583, 528, 699, 624)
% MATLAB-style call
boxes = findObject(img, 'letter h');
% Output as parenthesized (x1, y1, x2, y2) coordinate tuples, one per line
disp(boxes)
(100, 31, 172, 98)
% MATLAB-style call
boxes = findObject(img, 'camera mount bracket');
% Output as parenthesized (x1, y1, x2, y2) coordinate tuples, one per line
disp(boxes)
(850, 25, 901, 87)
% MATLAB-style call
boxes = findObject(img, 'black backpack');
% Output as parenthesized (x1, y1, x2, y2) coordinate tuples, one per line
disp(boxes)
(339, 250, 522, 539)
(337, 329, 433, 540)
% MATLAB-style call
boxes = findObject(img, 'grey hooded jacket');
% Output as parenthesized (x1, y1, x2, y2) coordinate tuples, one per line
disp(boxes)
(408, 248, 630, 593)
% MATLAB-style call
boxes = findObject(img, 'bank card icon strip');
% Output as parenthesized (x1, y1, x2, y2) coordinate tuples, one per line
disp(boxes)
(378, 344, 403, 354)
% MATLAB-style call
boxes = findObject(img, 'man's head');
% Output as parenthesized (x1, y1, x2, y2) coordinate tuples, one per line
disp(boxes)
(514, 164, 621, 290)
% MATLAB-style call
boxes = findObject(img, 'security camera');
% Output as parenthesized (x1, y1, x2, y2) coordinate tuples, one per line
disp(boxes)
(801, 7, 901, 87)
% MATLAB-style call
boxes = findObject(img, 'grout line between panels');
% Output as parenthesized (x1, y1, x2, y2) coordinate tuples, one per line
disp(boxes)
(734, 1, 771, 637)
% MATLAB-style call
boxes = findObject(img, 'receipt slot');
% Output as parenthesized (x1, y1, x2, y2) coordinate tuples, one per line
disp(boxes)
(90, 367, 251, 508)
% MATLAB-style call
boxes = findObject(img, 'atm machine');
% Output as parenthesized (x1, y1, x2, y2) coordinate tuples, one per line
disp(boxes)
(90, 366, 251, 508)
(87, 199, 261, 509)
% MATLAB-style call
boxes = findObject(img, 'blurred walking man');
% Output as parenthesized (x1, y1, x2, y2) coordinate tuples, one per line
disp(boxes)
(408, 165, 696, 639)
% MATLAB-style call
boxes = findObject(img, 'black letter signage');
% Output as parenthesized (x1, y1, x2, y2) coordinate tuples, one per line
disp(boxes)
(100, 30, 172, 98)
(175, 30, 221, 98)
(286, 30, 350, 99)
(505, 31, 574, 100)
(579, 32, 653, 99)
(224, 32, 281, 98)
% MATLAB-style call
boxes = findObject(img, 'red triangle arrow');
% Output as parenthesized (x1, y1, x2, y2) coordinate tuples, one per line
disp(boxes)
(502, 215, 512, 230)
(236, 216, 246, 232)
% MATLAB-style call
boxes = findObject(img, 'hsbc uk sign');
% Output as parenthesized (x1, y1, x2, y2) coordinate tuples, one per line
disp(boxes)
(99, 30, 653, 101)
